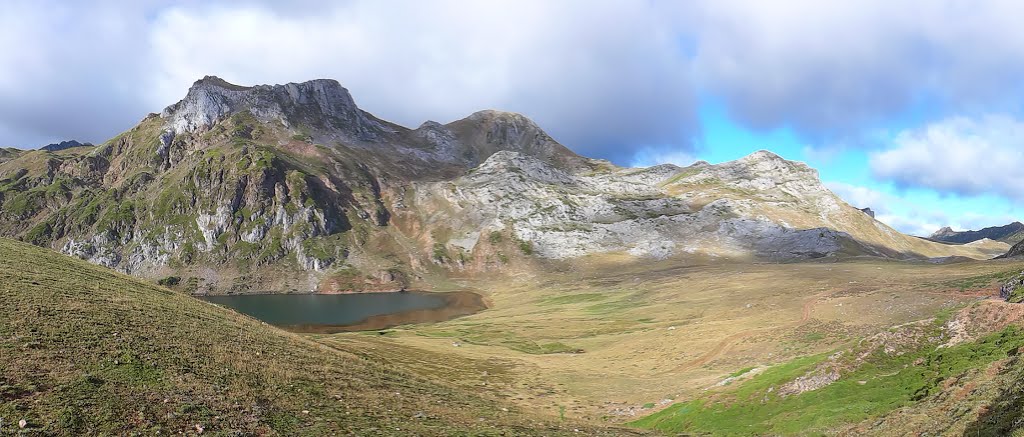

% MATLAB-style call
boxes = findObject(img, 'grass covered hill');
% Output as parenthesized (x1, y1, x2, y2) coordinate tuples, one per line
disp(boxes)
(0, 238, 632, 435)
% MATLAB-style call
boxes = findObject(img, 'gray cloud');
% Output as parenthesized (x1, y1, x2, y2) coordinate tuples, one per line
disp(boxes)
(5, 0, 1024, 166)
(684, 0, 1024, 138)
(1, 0, 698, 162)
(146, 1, 698, 163)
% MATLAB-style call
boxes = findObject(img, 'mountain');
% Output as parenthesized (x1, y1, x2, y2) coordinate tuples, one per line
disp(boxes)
(0, 237, 623, 435)
(40, 140, 90, 152)
(0, 76, 1005, 293)
(929, 222, 1024, 245)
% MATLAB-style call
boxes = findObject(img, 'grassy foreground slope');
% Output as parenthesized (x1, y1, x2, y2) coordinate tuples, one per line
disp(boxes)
(0, 238, 629, 435)
(631, 301, 1024, 435)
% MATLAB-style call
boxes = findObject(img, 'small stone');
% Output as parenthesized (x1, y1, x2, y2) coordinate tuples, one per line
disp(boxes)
(18, 419, 27, 429)
(302, 410, 310, 414)
(195, 424, 204, 434)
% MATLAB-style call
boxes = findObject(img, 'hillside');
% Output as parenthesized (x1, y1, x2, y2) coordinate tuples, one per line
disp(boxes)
(0, 76, 1004, 293)
(633, 299, 1024, 435)
(929, 222, 1024, 245)
(0, 237, 632, 435)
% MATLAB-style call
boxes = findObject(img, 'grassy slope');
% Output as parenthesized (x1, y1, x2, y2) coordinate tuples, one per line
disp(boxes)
(630, 303, 1024, 436)
(0, 238, 627, 435)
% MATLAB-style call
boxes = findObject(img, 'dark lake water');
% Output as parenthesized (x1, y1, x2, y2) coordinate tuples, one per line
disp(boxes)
(202, 291, 486, 333)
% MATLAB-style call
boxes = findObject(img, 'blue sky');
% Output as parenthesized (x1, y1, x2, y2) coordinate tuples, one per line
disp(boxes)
(3, 0, 1024, 236)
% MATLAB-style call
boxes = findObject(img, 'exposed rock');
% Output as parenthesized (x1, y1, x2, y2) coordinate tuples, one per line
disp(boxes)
(778, 369, 840, 396)
(1000, 271, 1024, 302)
(161, 75, 393, 142)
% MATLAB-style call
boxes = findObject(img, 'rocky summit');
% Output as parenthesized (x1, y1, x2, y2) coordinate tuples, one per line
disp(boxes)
(0, 77, 1006, 293)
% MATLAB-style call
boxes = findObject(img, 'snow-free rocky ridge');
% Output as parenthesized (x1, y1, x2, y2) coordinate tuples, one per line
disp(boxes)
(0, 76, 1006, 292)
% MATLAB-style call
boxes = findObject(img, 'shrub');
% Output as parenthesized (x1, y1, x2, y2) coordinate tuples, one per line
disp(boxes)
(157, 276, 181, 287)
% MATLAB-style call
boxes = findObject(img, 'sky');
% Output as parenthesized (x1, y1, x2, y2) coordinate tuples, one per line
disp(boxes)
(3, 0, 1024, 236)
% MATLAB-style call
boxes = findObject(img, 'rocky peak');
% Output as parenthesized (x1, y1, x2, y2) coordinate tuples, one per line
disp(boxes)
(930, 227, 955, 238)
(442, 109, 582, 170)
(160, 76, 390, 141)
(701, 150, 822, 195)
(737, 150, 813, 173)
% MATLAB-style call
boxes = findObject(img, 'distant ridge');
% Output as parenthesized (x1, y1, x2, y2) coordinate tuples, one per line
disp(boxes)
(40, 140, 90, 152)
(928, 222, 1024, 245)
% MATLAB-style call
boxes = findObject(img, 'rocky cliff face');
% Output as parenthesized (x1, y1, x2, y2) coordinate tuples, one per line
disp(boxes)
(0, 77, 1004, 292)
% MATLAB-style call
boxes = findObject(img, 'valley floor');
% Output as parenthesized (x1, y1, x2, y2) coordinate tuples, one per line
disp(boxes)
(320, 256, 1024, 430)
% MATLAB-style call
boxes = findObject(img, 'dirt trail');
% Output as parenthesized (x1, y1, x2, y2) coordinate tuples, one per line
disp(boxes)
(671, 328, 772, 373)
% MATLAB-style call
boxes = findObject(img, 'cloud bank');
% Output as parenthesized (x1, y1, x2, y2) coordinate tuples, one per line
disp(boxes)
(4, 0, 1024, 173)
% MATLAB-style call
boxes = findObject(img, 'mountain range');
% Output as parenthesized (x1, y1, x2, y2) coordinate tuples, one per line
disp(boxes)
(929, 222, 1024, 245)
(0, 76, 1008, 293)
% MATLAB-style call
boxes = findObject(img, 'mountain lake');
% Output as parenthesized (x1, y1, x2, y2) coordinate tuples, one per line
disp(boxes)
(201, 290, 486, 333)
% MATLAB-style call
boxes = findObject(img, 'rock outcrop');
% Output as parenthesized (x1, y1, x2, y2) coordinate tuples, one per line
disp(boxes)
(161, 76, 393, 141)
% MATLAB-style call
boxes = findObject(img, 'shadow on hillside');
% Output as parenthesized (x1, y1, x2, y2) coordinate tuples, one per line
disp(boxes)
(962, 357, 1024, 436)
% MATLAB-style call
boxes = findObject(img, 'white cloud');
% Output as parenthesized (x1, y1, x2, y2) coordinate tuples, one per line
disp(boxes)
(874, 214, 945, 238)
(824, 182, 893, 212)
(826, 181, 945, 236)
(629, 147, 696, 168)
(826, 180, 1024, 237)
(869, 115, 1024, 200)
